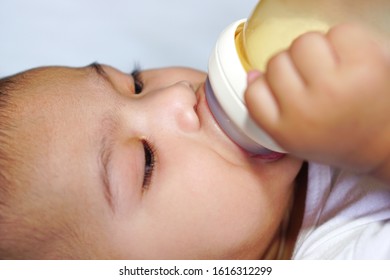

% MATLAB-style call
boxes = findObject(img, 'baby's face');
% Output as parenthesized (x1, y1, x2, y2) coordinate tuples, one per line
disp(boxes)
(9, 65, 302, 259)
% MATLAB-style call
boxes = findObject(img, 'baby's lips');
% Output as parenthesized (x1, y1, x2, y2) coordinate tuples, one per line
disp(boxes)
(251, 151, 285, 162)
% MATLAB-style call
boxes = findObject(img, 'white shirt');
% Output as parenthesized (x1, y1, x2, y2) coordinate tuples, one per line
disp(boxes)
(292, 163, 390, 259)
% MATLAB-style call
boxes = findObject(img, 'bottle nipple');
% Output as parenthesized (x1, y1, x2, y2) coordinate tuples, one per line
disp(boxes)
(205, 75, 278, 155)
(205, 20, 285, 155)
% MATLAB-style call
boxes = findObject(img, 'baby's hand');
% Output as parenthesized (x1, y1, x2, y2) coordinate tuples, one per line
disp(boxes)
(245, 23, 390, 182)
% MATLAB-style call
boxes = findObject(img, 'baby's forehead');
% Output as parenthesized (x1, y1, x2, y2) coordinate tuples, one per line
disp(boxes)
(17, 66, 86, 85)
(8, 66, 99, 100)
(1, 67, 68, 96)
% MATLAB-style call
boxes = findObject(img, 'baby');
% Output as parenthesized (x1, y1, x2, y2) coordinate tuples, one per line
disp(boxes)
(0, 64, 304, 259)
(0, 23, 389, 259)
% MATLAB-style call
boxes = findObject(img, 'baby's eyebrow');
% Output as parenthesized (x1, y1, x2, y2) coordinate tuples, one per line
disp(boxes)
(87, 63, 120, 212)
(98, 114, 119, 213)
(88, 62, 115, 89)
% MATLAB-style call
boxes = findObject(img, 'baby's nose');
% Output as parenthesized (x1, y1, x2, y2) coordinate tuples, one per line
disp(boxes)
(154, 81, 200, 133)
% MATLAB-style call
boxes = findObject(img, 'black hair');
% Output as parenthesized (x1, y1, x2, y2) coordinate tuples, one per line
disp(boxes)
(0, 74, 19, 259)
(0, 75, 18, 200)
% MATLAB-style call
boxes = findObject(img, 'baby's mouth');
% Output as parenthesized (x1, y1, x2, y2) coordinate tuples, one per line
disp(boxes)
(195, 83, 253, 160)
(195, 82, 285, 163)
(251, 152, 285, 162)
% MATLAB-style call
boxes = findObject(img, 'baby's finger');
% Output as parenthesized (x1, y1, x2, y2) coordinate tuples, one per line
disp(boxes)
(265, 50, 306, 110)
(244, 73, 280, 131)
(327, 23, 375, 64)
(289, 31, 338, 84)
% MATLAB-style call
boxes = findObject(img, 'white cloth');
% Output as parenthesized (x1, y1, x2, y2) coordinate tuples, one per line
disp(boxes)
(292, 163, 390, 259)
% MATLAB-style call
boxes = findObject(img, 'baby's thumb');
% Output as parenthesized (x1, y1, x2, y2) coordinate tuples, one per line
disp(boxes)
(244, 70, 280, 134)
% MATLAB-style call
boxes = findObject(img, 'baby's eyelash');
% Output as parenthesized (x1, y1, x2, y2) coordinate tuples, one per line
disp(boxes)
(141, 138, 156, 189)
(130, 64, 144, 94)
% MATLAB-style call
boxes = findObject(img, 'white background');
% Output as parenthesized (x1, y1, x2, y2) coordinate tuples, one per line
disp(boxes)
(0, 0, 258, 77)
(1, 260, 390, 280)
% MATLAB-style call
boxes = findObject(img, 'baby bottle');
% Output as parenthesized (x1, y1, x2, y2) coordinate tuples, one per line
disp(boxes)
(206, 0, 390, 155)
